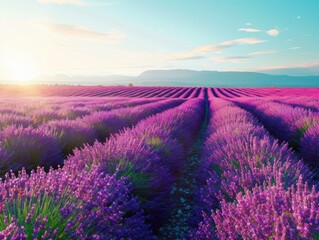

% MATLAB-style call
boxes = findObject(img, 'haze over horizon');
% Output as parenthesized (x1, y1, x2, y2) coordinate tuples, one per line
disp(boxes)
(1, 1, 319, 84)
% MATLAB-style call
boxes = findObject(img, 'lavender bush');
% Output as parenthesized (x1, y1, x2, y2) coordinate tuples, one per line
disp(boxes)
(66, 99, 205, 229)
(191, 98, 315, 239)
(40, 119, 98, 156)
(213, 178, 319, 239)
(0, 166, 153, 239)
(300, 124, 319, 167)
(0, 126, 63, 174)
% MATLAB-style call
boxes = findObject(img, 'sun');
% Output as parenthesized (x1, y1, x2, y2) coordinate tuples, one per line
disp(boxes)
(3, 55, 39, 84)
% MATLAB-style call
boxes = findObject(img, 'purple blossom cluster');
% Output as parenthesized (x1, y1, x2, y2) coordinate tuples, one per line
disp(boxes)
(80, 99, 183, 142)
(275, 96, 319, 112)
(31, 108, 65, 125)
(66, 98, 205, 229)
(0, 166, 153, 239)
(301, 124, 319, 167)
(235, 98, 319, 169)
(39, 119, 98, 156)
(0, 114, 33, 130)
(213, 177, 319, 239)
(235, 99, 318, 148)
(0, 125, 63, 174)
(236, 99, 319, 157)
(0, 97, 205, 238)
(191, 97, 317, 239)
(0, 97, 183, 176)
(1, 88, 319, 239)
(0, 97, 156, 125)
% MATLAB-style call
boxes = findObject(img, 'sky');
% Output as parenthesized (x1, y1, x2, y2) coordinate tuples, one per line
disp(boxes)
(1, 0, 319, 83)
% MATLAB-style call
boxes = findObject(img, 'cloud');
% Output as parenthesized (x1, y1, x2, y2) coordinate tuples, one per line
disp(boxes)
(249, 50, 275, 55)
(256, 62, 319, 71)
(167, 55, 205, 61)
(166, 38, 266, 61)
(44, 23, 125, 43)
(266, 29, 279, 37)
(97, 2, 119, 6)
(238, 25, 280, 37)
(246, 22, 252, 26)
(254, 62, 319, 76)
(37, 0, 85, 5)
(289, 46, 301, 50)
(247, 62, 319, 76)
(37, 0, 119, 6)
(211, 56, 251, 63)
(238, 28, 261, 33)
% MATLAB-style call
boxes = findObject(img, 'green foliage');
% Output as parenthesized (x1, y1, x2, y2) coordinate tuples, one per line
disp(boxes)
(146, 137, 163, 149)
(0, 192, 81, 239)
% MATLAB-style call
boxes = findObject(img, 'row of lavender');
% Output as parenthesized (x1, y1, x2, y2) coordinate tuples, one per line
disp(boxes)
(0, 85, 207, 98)
(0, 97, 155, 125)
(0, 97, 185, 176)
(3, 85, 319, 98)
(0, 98, 205, 238)
(209, 88, 319, 99)
(235, 98, 319, 169)
(274, 96, 319, 112)
(190, 93, 319, 239)
(66, 98, 205, 229)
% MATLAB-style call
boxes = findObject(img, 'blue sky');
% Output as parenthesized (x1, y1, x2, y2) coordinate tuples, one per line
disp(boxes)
(1, 0, 319, 82)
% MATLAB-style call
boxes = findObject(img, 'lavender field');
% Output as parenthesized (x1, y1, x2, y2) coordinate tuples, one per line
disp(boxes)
(1, 86, 319, 239)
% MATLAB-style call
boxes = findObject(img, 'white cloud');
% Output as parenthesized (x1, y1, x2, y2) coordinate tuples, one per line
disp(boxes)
(166, 55, 205, 61)
(256, 62, 319, 71)
(37, 0, 85, 5)
(238, 28, 261, 33)
(211, 56, 251, 63)
(37, 0, 119, 6)
(166, 38, 266, 61)
(44, 23, 125, 43)
(266, 29, 279, 37)
(238, 25, 280, 37)
(249, 50, 275, 55)
(289, 46, 301, 50)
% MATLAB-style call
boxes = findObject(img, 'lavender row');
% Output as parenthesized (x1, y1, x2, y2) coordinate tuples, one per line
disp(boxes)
(235, 98, 319, 167)
(0, 99, 183, 176)
(0, 98, 205, 238)
(65, 98, 205, 229)
(274, 96, 319, 112)
(0, 97, 159, 129)
(191, 98, 317, 239)
(42, 98, 184, 150)
(270, 97, 319, 166)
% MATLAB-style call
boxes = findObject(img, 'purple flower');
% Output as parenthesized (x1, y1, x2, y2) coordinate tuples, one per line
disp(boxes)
(0, 125, 63, 174)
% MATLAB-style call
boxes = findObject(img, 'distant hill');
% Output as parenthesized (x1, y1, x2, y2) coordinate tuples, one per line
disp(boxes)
(30, 69, 319, 87)
(136, 70, 319, 87)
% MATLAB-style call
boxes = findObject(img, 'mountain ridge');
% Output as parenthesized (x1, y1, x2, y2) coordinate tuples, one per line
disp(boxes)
(10, 69, 319, 87)
(137, 69, 319, 87)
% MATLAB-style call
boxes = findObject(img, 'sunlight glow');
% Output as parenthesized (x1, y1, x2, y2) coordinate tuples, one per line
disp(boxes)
(2, 54, 39, 84)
